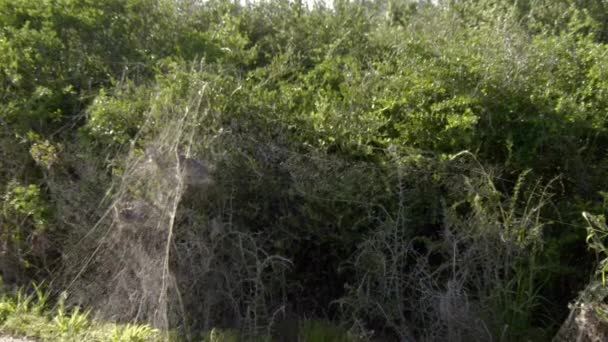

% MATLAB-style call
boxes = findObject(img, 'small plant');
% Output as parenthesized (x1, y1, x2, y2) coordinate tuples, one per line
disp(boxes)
(31, 282, 50, 315)
(0, 295, 16, 322)
(53, 292, 90, 336)
(1, 180, 54, 282)
(583, 212, 608, 284)
(0, 286, 164, 341)
(1, 285, 54, 338)
(110, 323, 158, 342)
(13, 288, 34, 314)
(54, 306, 90, 336)
(29, 132, 60, 170)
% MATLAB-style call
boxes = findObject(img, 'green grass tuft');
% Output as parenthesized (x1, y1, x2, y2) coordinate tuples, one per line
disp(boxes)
(0, 285, 165, 342)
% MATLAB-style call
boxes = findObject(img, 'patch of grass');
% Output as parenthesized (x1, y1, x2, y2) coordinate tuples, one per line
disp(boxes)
(0, 284, 353, 342)
(200, 321, 352, 342)
(299, 320, 351, 342)
(0, 285, 166, 342)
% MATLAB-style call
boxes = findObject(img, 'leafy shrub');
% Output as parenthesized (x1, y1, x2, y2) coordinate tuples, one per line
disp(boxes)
(1, 181, 53, 282)
(1, 0, 608, 340)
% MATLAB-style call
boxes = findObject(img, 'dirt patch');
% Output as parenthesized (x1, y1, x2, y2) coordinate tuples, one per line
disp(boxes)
(0, 336, 35, 342)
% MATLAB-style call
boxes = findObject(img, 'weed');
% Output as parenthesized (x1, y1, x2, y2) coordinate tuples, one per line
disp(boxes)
(0, 285, 163, 342)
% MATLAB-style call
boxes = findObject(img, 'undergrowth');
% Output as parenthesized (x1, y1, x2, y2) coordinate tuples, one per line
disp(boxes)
(0, 283, 165, 342)
(0, 282, 354, 342)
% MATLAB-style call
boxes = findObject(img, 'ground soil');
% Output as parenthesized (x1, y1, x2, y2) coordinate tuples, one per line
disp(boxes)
(0, 335, 34, 342)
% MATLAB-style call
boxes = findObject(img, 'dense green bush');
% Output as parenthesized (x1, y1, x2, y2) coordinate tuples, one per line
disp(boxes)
(1, 0, 608, 340)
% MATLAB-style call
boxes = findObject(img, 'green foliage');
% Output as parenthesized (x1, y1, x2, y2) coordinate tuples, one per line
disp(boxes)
(1, 0, 608, 340)
(53, 293, 91, 336)
(83, 83, 151, 147)
(584, 213, 608, 284)
(110, 324, 159, 342)
(0, 285, 163, 341)
(3, 182, 49, 231)
(1, 181, 53, 280)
